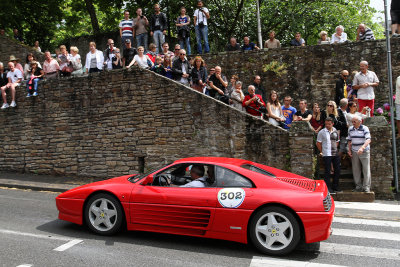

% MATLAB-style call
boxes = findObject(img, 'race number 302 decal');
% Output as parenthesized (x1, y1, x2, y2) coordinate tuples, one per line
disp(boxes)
(218, 188, 245, 208)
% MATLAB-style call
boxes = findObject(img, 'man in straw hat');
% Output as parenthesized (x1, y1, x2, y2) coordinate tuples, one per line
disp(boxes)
(9, 55, 23, 73)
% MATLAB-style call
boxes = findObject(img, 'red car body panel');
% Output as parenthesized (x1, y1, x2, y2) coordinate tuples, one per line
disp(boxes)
(56, 157, 334, 245)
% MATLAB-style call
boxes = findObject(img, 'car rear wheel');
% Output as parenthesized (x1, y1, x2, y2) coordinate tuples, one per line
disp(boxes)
(84, 193, 123, 235)
(249, 206, 300, 255)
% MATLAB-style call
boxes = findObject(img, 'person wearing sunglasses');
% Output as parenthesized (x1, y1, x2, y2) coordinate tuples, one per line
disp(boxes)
(172, 49, 191, 86)
(104, 39, 116, 70)
(335, 70, 351, 105)
(112, 48, 122, 69)
(345, 101, 368, 127)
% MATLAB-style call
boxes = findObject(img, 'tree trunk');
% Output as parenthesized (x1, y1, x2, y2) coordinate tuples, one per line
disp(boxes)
(84, 0, 100, 34)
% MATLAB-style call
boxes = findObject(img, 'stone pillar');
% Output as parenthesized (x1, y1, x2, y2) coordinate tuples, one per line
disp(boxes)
(289, 121, 315, 178)
(364, 116, 394, 199)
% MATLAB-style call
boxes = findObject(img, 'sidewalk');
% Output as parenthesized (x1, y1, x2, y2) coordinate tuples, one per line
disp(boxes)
(0, 171, 106, 193)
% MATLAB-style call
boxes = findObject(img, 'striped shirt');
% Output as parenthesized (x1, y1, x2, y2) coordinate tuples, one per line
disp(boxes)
(119, 19, 134, 37)
(359, 28, 375, 41)
(346, 125, 371, 152)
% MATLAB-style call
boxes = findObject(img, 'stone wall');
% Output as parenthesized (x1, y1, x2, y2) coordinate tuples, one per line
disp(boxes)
(0, 35, 44, 66)
(0, 68, 290, 178)
(201, 38, 400, 108)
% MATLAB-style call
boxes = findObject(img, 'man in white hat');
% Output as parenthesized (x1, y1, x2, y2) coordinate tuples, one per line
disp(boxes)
(1, 62, 22, 109)
(9, 55, 23, 73)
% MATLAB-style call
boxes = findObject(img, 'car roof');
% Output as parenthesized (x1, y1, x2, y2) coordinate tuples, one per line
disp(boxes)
(173, 157, 252, 166)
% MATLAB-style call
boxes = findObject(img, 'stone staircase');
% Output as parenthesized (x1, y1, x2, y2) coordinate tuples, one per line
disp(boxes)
(316, 155, 375, 202)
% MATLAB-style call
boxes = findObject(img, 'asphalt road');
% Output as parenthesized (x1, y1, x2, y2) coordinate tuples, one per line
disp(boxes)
(0, 187, 399, 267)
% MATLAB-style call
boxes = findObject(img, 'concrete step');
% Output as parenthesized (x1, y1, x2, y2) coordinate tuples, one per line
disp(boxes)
(331, 191, 375, 202)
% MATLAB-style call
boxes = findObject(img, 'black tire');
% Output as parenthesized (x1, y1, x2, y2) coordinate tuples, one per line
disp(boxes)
(249, 206, 300, 255)
(84, 193, 124, 235)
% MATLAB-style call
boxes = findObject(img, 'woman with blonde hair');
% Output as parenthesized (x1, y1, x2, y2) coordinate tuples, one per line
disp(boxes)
(266, 90, 285, 127)
(323, 100, 346, 131)
(70, 46, 83, 76)
(58, 45, 72, 77)
(85, 42, 104, 73)
(317, 31, 330, 44)
(128, 46, 153, 69)
(191, 56, 207, 93)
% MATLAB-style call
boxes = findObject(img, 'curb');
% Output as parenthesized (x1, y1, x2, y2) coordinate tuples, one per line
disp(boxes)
(0, 179, 76, 193)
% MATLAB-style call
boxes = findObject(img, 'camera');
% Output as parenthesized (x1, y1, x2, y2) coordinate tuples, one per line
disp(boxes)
(141, 15, 144, 19)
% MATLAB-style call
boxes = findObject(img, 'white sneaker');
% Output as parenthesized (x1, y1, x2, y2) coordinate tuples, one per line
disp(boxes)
(1, 103, 9, 109)
(10, 101, 16, 108)
(33, 92, 38, 97)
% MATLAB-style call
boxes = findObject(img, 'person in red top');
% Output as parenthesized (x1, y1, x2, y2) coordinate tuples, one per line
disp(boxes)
(243, 85, 265, 117)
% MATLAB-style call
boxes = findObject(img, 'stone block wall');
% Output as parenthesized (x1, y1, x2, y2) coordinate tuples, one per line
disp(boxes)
(364, 117, 395, 199)
(201, 38, 400, 108)
(0, 35, 44, 66)
(0, 68, 290, 178)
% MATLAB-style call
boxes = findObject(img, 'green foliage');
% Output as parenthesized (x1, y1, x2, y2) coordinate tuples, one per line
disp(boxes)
(262, 61, 288, 77)
(0, 0, 385, 52)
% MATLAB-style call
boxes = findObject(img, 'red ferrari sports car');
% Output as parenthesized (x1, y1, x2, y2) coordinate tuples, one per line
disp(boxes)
(56, 157, 334, 255)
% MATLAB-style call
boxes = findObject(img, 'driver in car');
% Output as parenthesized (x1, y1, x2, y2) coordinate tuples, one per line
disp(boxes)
(180, 164, 207, 187)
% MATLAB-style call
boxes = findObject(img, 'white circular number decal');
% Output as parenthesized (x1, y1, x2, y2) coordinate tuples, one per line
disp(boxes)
(218, 188, 245, 208)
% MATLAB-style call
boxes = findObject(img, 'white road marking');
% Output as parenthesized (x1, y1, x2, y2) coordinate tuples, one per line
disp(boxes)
(333, 217, 400, 227)
(0, 229, 71, 241)
(53, 239, 83, 252)
(250, 256, 346, 267)
(335, 202, 400, 212)
(16, 265, 33, 267)
(333, 228, 400, 241)
(319, 243, 400, 261)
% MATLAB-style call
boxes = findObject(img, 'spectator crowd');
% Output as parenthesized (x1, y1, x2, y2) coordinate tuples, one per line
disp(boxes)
(1, 0, 396, 195)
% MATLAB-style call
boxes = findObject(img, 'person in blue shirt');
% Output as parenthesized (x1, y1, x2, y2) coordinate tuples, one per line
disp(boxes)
(241, 36, 259, 51)
(281, 96, 297, 130)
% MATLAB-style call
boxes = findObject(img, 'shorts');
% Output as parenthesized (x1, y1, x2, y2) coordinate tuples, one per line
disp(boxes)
(396, 104, 400, 120)
(391, 10, 400, 24)
(339, 136, 348, 153)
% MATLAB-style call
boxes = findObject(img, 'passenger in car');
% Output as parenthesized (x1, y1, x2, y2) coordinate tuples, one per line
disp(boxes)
(180, 164, 207, 187)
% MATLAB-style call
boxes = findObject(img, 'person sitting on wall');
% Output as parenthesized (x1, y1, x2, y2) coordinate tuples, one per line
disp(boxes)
(26, 61, 44, 97)
(290, 32, 305, 46)
(43, 51, 60, 80)
(226, 37, 241, 52)
(243, 85, 265, 118)
(1, 62, 22, 109)
(241, 36, 259, 51)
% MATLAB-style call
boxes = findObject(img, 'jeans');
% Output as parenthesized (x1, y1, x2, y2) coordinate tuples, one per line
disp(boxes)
(195, 25, 209, 54)
(136, 33, 148, 52)
(153, 30, 165, 54)
(26, 78, 40, 93)
(323, 155, 341, 191)
(179, 37, 191, 55)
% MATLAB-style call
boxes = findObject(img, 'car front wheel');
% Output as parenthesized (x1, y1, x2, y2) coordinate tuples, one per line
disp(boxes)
(249, 206, 300, 255)
(84, 193, 123, 235)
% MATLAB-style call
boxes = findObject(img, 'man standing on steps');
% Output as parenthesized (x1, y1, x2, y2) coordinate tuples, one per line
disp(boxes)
(150, 4, 167, 54)
(347, 115, 372, 193)
(317, 117, 341, 194)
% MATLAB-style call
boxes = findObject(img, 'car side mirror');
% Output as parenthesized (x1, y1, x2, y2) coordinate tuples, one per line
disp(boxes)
(141, 175, 154, 185)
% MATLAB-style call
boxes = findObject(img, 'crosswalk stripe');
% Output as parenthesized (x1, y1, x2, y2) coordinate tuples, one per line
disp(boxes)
(333, 217, 400, 227)
(250, 256, 346, 267)
(319, 242, 400, 261)
(333, 228, 400, 241)
(335, 202, 400, 212)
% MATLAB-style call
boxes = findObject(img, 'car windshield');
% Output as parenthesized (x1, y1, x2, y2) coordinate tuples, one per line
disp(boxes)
(240, 164, 276, 178)
(128, 163, 172, 183)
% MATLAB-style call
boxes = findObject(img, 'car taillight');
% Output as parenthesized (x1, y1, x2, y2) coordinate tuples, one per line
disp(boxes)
(323, 193, 332, 211)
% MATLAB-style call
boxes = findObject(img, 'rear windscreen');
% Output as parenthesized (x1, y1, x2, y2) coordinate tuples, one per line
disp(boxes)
(241, 164, 276, 178)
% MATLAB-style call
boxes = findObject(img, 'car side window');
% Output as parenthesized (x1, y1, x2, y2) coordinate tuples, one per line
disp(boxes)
(215, 166, 253, 188)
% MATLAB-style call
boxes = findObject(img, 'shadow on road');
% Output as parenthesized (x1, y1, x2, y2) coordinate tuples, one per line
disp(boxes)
(37, 219, 321, 261)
